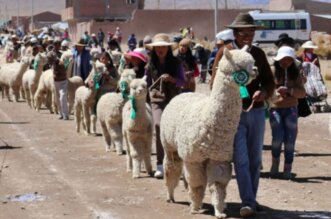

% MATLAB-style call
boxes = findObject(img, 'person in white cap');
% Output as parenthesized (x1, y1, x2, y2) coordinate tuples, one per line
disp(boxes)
(298, 40, 320, 68)
(269, 46, 306, 180)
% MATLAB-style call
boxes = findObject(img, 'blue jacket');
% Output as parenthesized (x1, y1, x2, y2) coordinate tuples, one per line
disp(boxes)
(73, 48, 92, 81)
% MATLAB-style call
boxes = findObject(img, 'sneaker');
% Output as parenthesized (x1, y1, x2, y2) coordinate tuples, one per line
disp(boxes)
(58, 116, 63, 120)
(240, 206, 255, 217)
(283, 171, 292, 180)
(63, 116, 69, 120)
(154, 165, 163, 179)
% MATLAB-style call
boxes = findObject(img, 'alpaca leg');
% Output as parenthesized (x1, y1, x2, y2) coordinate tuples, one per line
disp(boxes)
(75, 103, 82, 133)
(143, 145, 153, 176)
(164, 149, 183, 203)
(5, 87, 12, 102)
(123, 131, 132, 172)
(82, 105, 90, 135)
(100, 121, 111, 151)
(45, 91, 53, 113)
(20, 86, 25, 100)
(30, 86, 37, 109)
(207, 161, 232, 219)
(110, 122, 123, 155)
(185, 161, 207, 214)
(130, 143, 141, 179)
(25, 88, 32, 108)
(91, 114, 97, 134)
(12, 86, 20, 102)
(52, 91, 58, 114)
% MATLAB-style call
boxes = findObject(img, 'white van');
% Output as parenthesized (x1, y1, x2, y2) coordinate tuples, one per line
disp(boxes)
(249, 10, 311, 47)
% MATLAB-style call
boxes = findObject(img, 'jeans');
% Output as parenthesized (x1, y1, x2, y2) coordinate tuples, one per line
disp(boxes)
(233, 107, 265, 209)
(269, 107, 298, 164)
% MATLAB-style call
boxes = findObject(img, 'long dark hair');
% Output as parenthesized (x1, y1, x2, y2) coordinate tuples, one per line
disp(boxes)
(150, 46, 180, 78)
(274, 60, 300, 83)
(177, 48, 196, 71)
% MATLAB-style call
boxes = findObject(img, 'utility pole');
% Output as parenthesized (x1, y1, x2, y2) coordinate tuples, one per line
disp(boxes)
(214, 0, 218, 38)
(17, 0, 20, 29)
(31, 0, 34, 31)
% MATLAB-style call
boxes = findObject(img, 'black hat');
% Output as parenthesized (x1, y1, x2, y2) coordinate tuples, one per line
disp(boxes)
(225, 13, 263, 29)
(274, 33, 295, 47)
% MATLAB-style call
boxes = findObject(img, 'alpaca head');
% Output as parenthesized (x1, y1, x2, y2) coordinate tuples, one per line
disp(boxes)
(218, 45, 258, 90)
(118, 69, 136, 98)
(60, 50, 74, 63)
(35, 52, 48, 66)
(88, 60, 108, 89)
(90, 48, 101, 61)
(129, 76, 148, 100)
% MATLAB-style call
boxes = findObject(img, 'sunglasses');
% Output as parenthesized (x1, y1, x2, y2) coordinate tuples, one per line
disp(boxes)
(237, 32, 255, 37)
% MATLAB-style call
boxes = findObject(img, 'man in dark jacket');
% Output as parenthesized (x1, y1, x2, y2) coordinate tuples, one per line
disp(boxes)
(210, 13, 275, 217)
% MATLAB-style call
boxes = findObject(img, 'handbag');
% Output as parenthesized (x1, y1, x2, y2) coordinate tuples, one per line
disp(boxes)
(297, 97, 312, 117)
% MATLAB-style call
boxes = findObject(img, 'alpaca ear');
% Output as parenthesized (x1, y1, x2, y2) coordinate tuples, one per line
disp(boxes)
(142, 75, 147, 82)
(241, 45, 249, 52)
(224, 48, 232, 61)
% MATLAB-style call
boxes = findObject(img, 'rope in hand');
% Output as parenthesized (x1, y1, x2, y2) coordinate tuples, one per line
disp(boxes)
(148, 76, 163, 93)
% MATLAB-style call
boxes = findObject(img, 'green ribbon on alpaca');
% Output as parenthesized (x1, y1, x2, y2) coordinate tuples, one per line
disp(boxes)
(64, 58, 70, 70)
(120, 81, 129, 99)
(33, 59, 40, 71)
(232, 70, 250, 99)
(93, 72, 100, 90)
(129, 95, 137, 120)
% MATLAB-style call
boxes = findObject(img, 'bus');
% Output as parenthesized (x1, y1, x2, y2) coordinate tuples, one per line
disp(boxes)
(249, 10, 311, 47)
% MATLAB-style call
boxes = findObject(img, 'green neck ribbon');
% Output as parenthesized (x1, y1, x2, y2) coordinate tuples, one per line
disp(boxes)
(64, 58, 70, 70)
(232, 70, 250, 99)
(33, 59, 40, 71)
(120, 81, 129, 99)
(93, 73, 100, 90)
(129, 95, 137, 120)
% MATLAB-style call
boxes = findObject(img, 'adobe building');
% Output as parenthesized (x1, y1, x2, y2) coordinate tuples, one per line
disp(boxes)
(62, 0, 249, 44)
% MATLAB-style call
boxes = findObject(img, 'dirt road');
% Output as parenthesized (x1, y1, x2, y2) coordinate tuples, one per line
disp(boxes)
(0, 82, 331, 219)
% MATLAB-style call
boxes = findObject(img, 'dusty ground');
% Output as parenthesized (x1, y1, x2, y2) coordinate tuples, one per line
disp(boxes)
(0, 59, 331, 219)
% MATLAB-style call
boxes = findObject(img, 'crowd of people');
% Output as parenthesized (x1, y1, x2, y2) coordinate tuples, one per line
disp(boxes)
(0, 12, 323, 218)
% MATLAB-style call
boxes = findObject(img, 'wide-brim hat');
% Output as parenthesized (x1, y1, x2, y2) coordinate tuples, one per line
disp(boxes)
(301, 40, 318, 49)
(124, 48, 148, 63)
(145, 33, 178, 50)
(225, 13, 263, 30)
(75, 38, 86, 47)
(274, 33, 295, 47)
(273, 46, 296, 61)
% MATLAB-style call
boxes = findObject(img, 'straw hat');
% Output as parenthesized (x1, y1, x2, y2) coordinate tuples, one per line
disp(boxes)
(225, 13, 263, 29)
(273, 46, 296, 61)
(75, 38, 86, 47)
(301, 40, 317, 49)
(145, 33, 177, 50)
(124, 48, 148, 63)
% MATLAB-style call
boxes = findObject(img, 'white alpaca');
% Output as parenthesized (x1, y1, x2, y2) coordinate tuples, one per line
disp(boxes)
(75, 60, 107, 135)
(0, 56, 31, 102)
(122, 76, 153, 178)
(67, 76, 84, 114)
(160, 46, 257, 218)
(60, 50, 74, 78)
(96, 69, 136, 154)
(34, 69, 58, 114)
(22, 52, 48, 108)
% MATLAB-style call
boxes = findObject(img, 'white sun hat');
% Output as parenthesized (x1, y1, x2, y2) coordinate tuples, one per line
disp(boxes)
(301, 40, 318, 49)
(274, 46, 296, 61)
(216, 29, 234, 43)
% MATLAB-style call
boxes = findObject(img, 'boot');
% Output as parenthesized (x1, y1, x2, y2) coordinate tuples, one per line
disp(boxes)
(283, 163, 292, 180)
(270, 157, 280, 178)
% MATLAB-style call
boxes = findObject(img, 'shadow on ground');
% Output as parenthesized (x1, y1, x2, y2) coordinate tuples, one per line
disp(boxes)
(171, 201, 331, 218)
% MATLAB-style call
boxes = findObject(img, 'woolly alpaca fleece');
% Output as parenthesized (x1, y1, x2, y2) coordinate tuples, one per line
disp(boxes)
(75, 60, 107, 135)
(0, 56, 31, 102)
(96, 69, 136, 154)
(160, 46, 257, 218)
(22, 52, 48, 108)
(122, 76, 153, 178)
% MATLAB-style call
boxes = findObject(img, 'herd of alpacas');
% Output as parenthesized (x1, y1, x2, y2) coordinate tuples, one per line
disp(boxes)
(0, 45, 257, 218)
